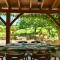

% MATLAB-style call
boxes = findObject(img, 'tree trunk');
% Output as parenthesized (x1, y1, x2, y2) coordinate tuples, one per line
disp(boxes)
(34, 27, 36, 34)
(48, 28, 51, 38)
(58, 27, 60, 40)
(34, 27, 36, 40)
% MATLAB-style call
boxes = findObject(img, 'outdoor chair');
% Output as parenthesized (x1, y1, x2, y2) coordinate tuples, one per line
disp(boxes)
(0, 52, 5, 60)
(18, 41, 28, 60)
(31, 41, 40, 43)
(18, 41, 27, 43)
(0, 46, 5, 60)
(31, 53, 51, 60)
(51, 50, 60, 60)
(6, 51, 25, 60)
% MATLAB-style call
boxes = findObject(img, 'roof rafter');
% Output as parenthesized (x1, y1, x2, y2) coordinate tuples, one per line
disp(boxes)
(52, 0, 58, 8)
(6, 0, 10, 8)
(18, 0, 21, 9)
(5, 0, 9, 7)
(30, 0, 32, 8)
(41, 0, 44, 9)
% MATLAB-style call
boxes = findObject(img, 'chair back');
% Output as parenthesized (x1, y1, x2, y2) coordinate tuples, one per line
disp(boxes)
(31, 41, 40, 43)
(0, 52, 5, 56)
(6, 52, 25, 60)
(18, 41, 27, 43)
(32, 53, 51, 60)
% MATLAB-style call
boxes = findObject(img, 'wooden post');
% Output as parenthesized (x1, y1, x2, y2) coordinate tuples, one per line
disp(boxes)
(6, 13, 10, 44)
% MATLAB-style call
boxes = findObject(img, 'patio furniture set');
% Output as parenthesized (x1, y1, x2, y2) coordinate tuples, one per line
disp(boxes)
(0, 41, 60, 60)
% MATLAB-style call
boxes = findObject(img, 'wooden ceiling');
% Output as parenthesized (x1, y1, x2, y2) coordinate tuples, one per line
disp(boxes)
(0, 0, 60, 13)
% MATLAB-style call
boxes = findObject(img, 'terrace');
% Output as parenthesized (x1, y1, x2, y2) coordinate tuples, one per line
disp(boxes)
(0, 0, 60, 60)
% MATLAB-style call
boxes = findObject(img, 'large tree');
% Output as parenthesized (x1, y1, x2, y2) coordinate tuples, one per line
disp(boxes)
(18, 14, 56, 37)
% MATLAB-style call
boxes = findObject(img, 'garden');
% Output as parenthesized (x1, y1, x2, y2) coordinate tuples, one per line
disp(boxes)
(0, 13, 60, 45)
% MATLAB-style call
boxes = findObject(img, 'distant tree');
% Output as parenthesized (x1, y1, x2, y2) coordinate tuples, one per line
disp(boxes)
(18, 14, 56, 37)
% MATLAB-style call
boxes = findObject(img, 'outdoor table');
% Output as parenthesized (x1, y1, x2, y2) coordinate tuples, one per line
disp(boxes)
(0, 43, 60, 57)
(0, 43, 59, 52)
(0, 43, 59, 55)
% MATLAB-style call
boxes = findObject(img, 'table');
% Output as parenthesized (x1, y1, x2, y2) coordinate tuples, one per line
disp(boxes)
(1, 43, 59, 52)
(0, 43, 60, 57)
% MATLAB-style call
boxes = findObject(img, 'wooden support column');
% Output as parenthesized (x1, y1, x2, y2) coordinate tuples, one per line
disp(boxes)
(6, 13, 10, 44)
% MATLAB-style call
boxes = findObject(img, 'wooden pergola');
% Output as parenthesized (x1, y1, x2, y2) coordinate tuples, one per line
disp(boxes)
(0, 0, 60, 44)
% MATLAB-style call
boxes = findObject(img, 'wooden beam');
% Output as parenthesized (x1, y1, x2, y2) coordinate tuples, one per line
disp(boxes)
(41, 0, 44, 8)
(10, 13, 23, 26)
(0, 8, 60, 13)
(6, 0, 10, 8)
(6, 13, 10, 44)
(42, 0, 54, 8)
(5, 0, 9, 7)
(30, 0, 32, 8)
(52, 0, 57, 8)
(52, 0, 60, 8)
(0, 17, 6, 25)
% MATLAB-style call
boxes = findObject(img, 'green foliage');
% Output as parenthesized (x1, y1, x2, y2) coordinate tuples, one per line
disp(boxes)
(50, 28, 58, 37)
(17, 14, 57, 37)
(0, 32, 5, 37)
(11, 26, 17, 32)
(0, 14, 59, 40)
(14, 28, 34, 36)
(19, 14, 56, 28)
(14, 29, 26, 36)
(0, 25, 5, 32)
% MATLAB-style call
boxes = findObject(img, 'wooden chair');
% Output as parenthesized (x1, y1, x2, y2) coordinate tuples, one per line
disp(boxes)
(6, 51, 25, 60)
(31, 41, 40, 43)
(0, 52, 5, 60)
(51, 50, 60, 60)
(0, 46, 5, 60)
(18, 41, 27, 43)
(18, 41, 28, 60)
(31, 53, 51, 60)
